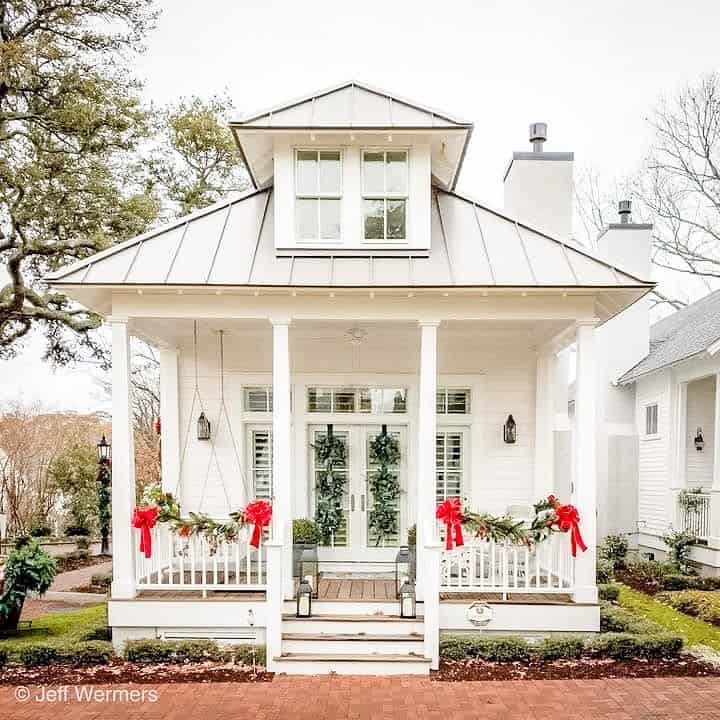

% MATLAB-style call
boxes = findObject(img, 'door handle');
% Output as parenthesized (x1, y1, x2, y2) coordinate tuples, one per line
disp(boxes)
(361, 494, 366, 512)
(350, 494, 355, 511)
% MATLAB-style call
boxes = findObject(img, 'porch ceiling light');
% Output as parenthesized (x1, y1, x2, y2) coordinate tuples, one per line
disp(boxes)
(503, 414, 517, 444)
(345, 327, 368, 346)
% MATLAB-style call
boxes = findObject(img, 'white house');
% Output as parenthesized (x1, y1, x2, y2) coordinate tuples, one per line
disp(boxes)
(47, 81, 653, 674)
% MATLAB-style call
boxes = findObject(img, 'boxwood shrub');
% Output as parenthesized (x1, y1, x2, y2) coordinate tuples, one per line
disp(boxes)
(598, 584, 620, 602)
(221, 643, 266, 666)
(18, 641, 114, 668)
(19, 644, 59, 667)
(657, 590, 720, 626)
(589, 632, 682, 660)
(124, 638, 266, 666)
(0, 648, 7, 667)
(439, 636, 531, 662)
(533, 636, 585, 661)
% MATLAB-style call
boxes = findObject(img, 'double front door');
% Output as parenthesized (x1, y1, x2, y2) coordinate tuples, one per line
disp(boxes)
(310, 424, 407, 563)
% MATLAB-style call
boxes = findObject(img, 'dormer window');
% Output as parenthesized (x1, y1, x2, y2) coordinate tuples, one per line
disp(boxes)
(295, 149, 342, 241)
(362, 150, 408, 241)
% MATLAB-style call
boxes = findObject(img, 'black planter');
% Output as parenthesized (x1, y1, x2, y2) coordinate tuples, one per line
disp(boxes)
(293, 542, 318, 577)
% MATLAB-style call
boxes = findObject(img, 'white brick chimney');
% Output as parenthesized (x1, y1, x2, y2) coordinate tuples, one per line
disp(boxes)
(503, 123, 574, 241)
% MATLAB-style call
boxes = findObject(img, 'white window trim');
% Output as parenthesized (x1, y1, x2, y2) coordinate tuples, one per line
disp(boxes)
(294, 147, 344, 243)
(361, 147, 410, 243)
(642, 401, 660, 441)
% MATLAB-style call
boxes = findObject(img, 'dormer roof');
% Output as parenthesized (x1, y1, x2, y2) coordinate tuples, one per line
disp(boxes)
(230, 81, 473, 190)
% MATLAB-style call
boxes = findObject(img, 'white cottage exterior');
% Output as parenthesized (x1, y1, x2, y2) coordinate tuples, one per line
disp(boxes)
(48, 82, 653, 674)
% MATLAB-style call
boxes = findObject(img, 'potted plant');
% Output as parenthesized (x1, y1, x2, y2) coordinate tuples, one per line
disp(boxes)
(293, 519, 320, 578)
(0, 537, 57, 632)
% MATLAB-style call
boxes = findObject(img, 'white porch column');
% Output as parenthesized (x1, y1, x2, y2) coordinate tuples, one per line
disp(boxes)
(159, 348, 180, 497)
(110, 317, 137, 600)
(271, 318, 293, 599)
(709, 374, 720, 546)
(671, 381, 689, 530)
(573, 322, 598, 604)
(534, 350, 556, 499)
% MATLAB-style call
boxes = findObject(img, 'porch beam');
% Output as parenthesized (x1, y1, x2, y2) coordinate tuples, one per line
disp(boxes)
(573, 321, 598, 604)
(271, 317, 294, 599)
(109, 316, 137, 600)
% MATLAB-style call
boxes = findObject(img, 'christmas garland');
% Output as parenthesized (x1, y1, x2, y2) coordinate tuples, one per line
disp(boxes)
(312, 431, 347, 544)
(367, 430, 401, 546)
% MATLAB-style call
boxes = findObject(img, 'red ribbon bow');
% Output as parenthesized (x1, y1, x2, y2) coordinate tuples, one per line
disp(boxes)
(243, 500, 273, 548)
(132, 506, 159, 558)
(555, 504, 587, 557)
(436, 497, 465, 551)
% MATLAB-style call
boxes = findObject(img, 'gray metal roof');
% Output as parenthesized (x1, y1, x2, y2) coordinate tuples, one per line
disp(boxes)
(48, 187, 651, 296)
(618, 290, 720, 383)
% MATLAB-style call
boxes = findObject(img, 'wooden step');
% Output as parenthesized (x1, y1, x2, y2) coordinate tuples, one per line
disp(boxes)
(282, 613, 421, 622)
(282, 632, 423, 641)
(278, 652, 429, 663)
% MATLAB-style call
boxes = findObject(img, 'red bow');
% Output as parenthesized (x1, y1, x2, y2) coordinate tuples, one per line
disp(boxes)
(555, 504, 587, 557)
(436, 498, 465, 551)
(243, 500, 273, 548)
(132, 506, 159, 558)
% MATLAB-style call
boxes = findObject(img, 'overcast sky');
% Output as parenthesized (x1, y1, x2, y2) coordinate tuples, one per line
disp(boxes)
(2, 0, 720, 413)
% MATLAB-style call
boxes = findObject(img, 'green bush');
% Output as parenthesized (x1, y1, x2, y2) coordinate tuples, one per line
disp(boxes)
(599, 534, 629, 570)
(65, 525, 90, 537)
(600, 604, 660, 635)
(220, 643, 266, 666)
(439, 636, 531, 662)
(662, 529, 697, 574)
(60, 641, 113, 666)
(589, 632, 682, 660)
(596, 559, 614, 584)
(19, 644, 59, 667)
(125, 638, 222, 663)
(90, 572, 112, 590)
(657, 590, 720, 626)
(533, 636, 584, 661)
(76, 537, 91, 551)
(598, 584, 620, 602)
(617, 558, 673, 594)
(29, 525, 52, 538)
(661, 574, 720, 592)
(79, 625, 112, 642)
(0, 648, 7, 667)
(292, 519, 321, 544)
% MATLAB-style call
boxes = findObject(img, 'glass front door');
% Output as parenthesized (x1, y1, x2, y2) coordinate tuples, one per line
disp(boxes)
(311, 424, 407, 563)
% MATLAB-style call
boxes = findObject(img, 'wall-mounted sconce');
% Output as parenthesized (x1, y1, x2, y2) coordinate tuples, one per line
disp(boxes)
(197, 411, 211, 441)
(503, 414, 517, 444)
(694, 427, 705, 452)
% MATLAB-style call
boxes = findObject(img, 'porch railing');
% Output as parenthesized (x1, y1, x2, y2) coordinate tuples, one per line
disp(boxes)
(134, 522, 266, 592)
(439, 532, 575, 595)
(679, 492, 712, 541)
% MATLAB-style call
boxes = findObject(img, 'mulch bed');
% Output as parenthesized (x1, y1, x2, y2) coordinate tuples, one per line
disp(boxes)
(434, 654, 720, 681)
(0, 659, 272, 685)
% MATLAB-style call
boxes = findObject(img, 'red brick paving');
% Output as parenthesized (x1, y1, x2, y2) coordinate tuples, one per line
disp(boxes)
(1, 677, 719, 719)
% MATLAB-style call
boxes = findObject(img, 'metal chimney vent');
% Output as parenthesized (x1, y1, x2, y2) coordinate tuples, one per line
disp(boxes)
(618, 199, 632, 224)
(529, 122, 547, 152)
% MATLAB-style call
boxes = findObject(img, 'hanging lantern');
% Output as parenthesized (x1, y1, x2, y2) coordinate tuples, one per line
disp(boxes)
(694, 427, 705, 451)
(197, 412, 211, 441)
(399, 578, 416, 618)
(296, 576, 313, 618)
(300, 548, 320, 599)
(503, 414, 517, 444)
(395, 546, 411, 599)
(97, 434, 111, 463)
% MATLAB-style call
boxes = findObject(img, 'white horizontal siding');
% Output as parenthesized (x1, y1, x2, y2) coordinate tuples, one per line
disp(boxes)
(685, 375, 716, 488)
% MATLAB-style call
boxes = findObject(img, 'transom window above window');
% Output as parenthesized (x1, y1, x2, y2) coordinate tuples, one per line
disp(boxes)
(244, 386, 273, 412)
(362, 150, 408, 241)
(295, 149, 342, 241)
(645, 403, 659, 436)
(307, 387, 407, 414)
(436, 388, 471, 414)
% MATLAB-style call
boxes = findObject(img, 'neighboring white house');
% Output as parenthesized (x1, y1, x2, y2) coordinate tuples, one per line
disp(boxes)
(47, 81, 653, 674)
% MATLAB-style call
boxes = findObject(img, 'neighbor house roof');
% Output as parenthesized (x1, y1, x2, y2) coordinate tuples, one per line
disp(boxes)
(47, 186, 653, 319)
(618, 290, 720, 384)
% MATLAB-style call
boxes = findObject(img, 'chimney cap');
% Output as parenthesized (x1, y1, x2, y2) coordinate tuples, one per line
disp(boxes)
(529, 122, 547, 152)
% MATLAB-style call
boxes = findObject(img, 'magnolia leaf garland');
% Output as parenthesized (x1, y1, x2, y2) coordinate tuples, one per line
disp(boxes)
(312, 432, 348, 544)
(367, 431, 402, 546)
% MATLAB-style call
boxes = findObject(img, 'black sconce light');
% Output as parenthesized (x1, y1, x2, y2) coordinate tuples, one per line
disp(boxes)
(695, 427, 705, 452)
(503, 414, 517, 444)
(197, 411, 211, 441)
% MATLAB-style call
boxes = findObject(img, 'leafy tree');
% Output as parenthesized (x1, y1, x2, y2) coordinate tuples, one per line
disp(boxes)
(0, 0, 160, 362)
(48, 443, 99, 533)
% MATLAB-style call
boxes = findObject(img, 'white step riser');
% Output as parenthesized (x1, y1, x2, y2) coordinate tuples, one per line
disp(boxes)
(271, 659, 429, 675)
(282, 639, 423, 654)
(282, 619, 424, 635)
(282, 601, 417, 616)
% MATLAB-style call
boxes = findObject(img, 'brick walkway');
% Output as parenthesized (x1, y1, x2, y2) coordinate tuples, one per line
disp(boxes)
(1, 677, 719, 719)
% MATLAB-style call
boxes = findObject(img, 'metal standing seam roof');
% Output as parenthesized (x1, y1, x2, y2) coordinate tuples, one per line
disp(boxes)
(47, 186, 652, 290)
(618, 289, 720, 384)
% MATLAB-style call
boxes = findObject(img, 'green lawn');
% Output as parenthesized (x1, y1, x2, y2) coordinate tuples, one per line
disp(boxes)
(619, 585, 720, 652)
(0, 603, 107, 654)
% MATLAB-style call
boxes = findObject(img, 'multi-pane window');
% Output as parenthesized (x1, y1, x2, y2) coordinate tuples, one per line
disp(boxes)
(436, 389, 471, 414)
(436, 431, 463, 502)
(307, 387, 407, 414)
(645, 403, 659, 436)
(295, 150, 342, 241)
(250, 429, 273, 500)
(362, 150, 408, 240)
(244, 386, 273, 412)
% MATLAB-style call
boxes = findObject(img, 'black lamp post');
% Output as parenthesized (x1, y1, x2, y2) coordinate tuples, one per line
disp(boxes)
(97, 435, 112, 556)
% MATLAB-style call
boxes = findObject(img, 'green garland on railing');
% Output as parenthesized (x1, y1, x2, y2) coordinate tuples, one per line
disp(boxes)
(312, 430, 347, 544)
(367, 430, 401, 546)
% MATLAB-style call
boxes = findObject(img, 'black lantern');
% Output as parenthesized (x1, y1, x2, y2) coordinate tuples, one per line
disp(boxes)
(197, 412, 211, 441)
(97, 435, 111, 463)
(395, 546, 411, 599)
(399, 578, 416, 618)
(695, 427, 705, 452)
(300, 548, 320, 599)
(296, 577, 313, 618)
(503, 414, 517, 444)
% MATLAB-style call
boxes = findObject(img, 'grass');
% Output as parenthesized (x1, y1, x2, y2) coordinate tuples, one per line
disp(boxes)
(0, 603, 107, 655)
(618, 585, 720, 652)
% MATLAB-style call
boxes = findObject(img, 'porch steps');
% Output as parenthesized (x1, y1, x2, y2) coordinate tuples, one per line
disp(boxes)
(282, 631, 423, 655)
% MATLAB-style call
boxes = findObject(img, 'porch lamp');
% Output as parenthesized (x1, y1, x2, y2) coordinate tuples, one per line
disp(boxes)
(503, 414, 517, 444)
(97, 434, 111, 463)
(694, 427, 705, 452)
(197, 412, 211, 441)
(395, 545, 411, 599)
(399, 577, 417, 619)
(96, 435, 111, 556)
(296, 576, 313, 618)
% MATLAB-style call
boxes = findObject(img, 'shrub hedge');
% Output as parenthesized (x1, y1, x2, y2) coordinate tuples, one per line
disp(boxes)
(657, 590, 720, 626)
(0, 648, 7, 667)
(598, 584, 620, 602)
(124, 638, 264, 666)
(18, 641, 113, 668)
(588, 632, 683, 660)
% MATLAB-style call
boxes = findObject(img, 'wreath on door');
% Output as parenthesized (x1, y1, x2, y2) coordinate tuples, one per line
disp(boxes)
(367, 428, 401, 546)
(312, 428, 347, 544)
